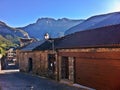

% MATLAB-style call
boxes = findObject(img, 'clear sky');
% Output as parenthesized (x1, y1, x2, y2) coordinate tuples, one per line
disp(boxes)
(0, 0, 120, 27)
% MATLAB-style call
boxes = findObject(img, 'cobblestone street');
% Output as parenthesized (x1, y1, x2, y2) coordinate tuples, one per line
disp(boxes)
(0, 70, 85, 90)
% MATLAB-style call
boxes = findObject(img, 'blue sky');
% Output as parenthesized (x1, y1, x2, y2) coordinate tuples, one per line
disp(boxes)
(0, 0, 120, 27)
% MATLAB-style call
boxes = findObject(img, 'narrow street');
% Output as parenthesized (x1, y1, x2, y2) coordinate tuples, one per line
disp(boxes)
(0, 69, 84, 90)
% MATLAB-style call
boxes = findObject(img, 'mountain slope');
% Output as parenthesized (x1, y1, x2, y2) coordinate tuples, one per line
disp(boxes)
(65, 12, 120, 35)
(20, 18, 84, 40)
(0, 35, 14, 49)
(0, 21, 28, 45)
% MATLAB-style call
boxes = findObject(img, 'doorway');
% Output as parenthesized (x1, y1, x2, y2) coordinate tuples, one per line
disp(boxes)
(48, 54, 55, 74)
(61, 56, 69, 79)
(28, 58, 33, 72)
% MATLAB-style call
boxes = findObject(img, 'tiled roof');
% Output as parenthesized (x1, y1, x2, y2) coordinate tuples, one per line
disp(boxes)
(56, 24, 120, 49)
(19, 38, 63, 51)
(33, 38, 63, 51)
(20, 38, 33, 42)
(20, 40, 45, 51)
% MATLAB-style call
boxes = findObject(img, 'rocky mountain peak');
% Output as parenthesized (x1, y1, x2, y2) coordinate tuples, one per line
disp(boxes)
(20, 18, 84, 40)
(36, 18, 56, 23)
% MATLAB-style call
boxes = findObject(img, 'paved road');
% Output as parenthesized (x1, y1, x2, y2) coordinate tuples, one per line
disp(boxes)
(0, 70, 85, 90)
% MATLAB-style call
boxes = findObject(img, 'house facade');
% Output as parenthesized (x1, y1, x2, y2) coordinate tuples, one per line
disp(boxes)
(18, 50, 48, 76)
(17, 40, 58, 79)
(56, 24, 120, 90)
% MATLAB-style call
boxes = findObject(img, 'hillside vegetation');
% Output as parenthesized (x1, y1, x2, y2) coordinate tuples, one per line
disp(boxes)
(0, 35, 17, 55)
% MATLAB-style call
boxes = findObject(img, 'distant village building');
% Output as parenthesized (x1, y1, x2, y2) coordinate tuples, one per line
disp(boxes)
(19, 38, 34, 47)
(6, 48, 16, 61)
(17, 24, 120, 90)
(5, 47, 19, 67)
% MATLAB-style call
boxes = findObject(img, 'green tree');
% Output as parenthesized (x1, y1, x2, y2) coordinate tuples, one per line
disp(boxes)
(0, 47, 5, 55)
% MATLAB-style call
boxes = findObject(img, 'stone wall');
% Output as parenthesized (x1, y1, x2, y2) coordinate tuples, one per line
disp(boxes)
(33, 51, 48, 76)
(58, 56, 75, 84)
(18, 50, 57, 79)
(18, 51, 47, 74)
(68, 57, 74, 82)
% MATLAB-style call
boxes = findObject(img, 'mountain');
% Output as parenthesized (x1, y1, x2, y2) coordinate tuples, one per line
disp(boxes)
(65, 12, 120, 35)
(0, 21, 28, 46)
(0, 35, 13, 49)
(20, 18, 84, 40)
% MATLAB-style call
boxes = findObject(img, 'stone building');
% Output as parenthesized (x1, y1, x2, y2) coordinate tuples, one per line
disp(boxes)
(17, 38, 61, 79)
(56, 24, 120, 90)
(17, 41, 46, 73)
(17, 24, 120, 90)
